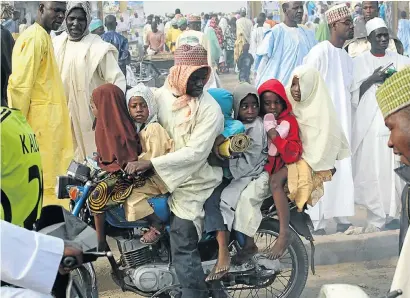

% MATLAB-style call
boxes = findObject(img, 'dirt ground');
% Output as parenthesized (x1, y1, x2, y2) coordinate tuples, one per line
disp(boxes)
(99, 74, 398, 298)
(98, 257, 397, 298)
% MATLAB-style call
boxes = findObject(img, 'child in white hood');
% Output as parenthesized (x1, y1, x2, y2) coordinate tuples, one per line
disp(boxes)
(125, 83, 174, 244)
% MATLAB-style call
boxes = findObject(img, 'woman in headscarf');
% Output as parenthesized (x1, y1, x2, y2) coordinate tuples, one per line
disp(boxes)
(53, 1, 126, 163)
(125, 84, 174, 243)
(88, 84, 141, 250)
(205, 17, 222, 71)
(89, 84, 170, 248)
(208, 17, 225, 73)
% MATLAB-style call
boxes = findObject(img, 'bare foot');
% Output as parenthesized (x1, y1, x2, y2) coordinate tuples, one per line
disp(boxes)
(205, 249, 231, 281)
(266, 234, 290, 260)
(232, 243, 258, 265)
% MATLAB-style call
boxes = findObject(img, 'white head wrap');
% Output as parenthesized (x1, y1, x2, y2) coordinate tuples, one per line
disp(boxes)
(126, 84, 158, 132)
(286, 65, 350, 171)
(366, 17, 387, 36)
(63, 1, 92, 41)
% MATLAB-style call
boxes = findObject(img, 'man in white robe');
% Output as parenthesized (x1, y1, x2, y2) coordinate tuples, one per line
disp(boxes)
(127, 44, 224, 297)
(351, 18, 410, 233)
(53, 2, 126, 162)
(249, 15, 267, 64)
(254, 1, 317, 87)
(234, 7, 253, 64)
(304, 3, 355, 234)
(344, 1, 396, 58)
(236, 7, 253, 43)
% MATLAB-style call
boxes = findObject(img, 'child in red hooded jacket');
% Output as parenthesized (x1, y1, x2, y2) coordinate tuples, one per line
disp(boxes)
(258, 79, 303, 259)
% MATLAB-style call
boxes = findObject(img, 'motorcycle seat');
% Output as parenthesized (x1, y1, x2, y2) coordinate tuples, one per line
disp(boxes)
(105, 195, 170, 229)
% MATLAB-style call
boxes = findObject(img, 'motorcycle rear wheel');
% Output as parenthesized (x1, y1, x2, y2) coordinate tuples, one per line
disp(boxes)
(226, 218, 309, 298)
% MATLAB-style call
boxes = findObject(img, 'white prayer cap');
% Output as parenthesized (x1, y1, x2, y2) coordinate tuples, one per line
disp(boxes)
(366, 17, 387, 36)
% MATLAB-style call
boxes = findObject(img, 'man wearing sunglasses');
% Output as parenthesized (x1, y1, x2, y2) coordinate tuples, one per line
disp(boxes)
(303, 3, 355, 235)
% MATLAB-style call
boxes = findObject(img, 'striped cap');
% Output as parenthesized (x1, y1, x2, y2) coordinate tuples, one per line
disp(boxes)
(174, 44, 208, 66)
(326, 3, 351, 24)
(376, 67, 410, 119)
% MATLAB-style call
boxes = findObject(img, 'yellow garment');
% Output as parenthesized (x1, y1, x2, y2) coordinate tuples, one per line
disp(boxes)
(125, 123, 174, 221)
(287, 159, 333, 212)
(166, 27, 182, 52)
(234, 34, 246, 63)
(53, 32, 126, 162)
(286, 65, 350, 171)
(8, 23, 73, 208)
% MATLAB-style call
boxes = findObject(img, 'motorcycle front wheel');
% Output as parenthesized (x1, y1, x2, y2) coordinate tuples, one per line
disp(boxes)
(226, 218, 309, 298)
(67, 263, 99, 298)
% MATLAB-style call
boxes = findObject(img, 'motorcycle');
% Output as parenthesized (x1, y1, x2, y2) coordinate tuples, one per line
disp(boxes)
(55, 158, 315, 297)
(34, 205, 103, 298)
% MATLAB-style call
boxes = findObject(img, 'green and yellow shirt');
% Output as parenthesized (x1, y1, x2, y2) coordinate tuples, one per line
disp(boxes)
(1, 107, 43, 229)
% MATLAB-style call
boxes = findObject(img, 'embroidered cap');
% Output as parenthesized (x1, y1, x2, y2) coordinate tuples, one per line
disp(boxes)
(174, 44, 208, 66)
(188, 14, 201, 23)
(326, 3, 351, 24)
(376, 67, 410, 119)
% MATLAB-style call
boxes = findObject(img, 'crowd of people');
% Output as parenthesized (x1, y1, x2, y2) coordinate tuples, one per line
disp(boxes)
(1, 1, 410, 297)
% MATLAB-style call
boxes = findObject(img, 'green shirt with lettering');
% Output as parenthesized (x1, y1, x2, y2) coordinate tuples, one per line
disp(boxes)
(1, 107, 43, 229)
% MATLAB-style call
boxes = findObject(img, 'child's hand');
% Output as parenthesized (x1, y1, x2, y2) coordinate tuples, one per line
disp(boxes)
(213, 135, 226, 160)
(264, 113, 277, 133)
(267, 128, 278, 141)
(276, 121, 290, 139)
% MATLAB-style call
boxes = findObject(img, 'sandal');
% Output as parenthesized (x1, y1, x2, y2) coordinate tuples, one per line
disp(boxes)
(140, 226, 162, 245)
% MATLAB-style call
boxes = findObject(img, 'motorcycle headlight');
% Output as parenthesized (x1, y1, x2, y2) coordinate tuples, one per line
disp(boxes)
(55, 176, 82, 199)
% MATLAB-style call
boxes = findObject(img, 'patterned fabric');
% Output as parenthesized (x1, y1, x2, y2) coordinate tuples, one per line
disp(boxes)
(0, 2, 13, 20)
(174, 44, 208, 66)
(126, 83, 158, 128)
(210, 18, 224, 46)
(376, 67, 410, 119)
(88, 173, 147, 213)
(168, 45, 211, 125)
(224, 25, 236, 51)
(325, 3, 351, 24)
(63, 1, 92, 41)
(188, 14, 201, 23)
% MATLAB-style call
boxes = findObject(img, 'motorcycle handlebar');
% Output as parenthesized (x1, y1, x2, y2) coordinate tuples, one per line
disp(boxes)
(61, 251, 113, 270)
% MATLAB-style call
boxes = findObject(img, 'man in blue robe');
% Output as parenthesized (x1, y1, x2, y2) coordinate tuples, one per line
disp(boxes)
(254, 1, 317, 87)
